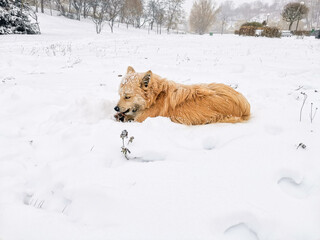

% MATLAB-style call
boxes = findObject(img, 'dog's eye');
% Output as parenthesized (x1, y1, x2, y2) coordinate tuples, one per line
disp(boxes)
(125, 96, 131, 99)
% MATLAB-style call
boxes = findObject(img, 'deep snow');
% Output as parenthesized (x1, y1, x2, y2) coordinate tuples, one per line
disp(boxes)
(1, 13, 320, 240)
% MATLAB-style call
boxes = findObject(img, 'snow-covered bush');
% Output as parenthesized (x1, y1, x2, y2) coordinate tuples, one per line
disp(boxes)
(261, 27, 281, 38)
(0, 0, 40, 35)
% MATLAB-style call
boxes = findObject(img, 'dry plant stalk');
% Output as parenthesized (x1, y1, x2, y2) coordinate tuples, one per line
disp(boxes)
(120, 130, 134, 160)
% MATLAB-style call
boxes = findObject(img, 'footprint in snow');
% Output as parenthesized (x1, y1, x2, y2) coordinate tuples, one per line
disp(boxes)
(277, 177, 312, 199)
(202, 137, 218, 150)
(224, 222, 259, 240)
(23, 183, 72, 213)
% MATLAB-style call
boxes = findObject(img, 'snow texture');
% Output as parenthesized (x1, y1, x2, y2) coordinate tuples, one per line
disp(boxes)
(0, 13, 320, 240)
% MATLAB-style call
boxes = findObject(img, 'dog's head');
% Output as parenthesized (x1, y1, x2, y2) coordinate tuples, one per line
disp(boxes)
(114, 66, 154, 122)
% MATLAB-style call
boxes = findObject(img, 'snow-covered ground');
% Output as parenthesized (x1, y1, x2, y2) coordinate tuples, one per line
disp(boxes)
(1, 13, 320, 240)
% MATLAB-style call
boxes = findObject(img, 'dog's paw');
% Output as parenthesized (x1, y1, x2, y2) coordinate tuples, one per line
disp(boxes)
(114, 112, 125, 122)
(114, 113, 134, 122)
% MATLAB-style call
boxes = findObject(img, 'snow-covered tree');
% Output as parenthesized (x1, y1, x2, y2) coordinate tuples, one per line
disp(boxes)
(0, 0, 40, 34)
(281, 2, 309, 30)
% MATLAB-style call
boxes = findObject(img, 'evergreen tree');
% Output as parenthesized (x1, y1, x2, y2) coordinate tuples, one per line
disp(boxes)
(0, 0, 40, 34)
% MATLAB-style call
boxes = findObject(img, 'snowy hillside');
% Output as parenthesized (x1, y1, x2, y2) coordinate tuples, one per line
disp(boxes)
(1, 13, 320, 240)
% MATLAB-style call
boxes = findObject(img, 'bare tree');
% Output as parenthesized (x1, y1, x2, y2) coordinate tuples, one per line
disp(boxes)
(304, 0, 320, 29)
(165, 0, 184, 33)
(154, 0, 165, 34)
(145, 0, 165, 33)
(124, 0, 147, 28)
(134, 0, 148, 28)
(120, 0, 135, 27)
(83, 0, 92, 18)
(189, 0, 218, 34)
(281, 2, 309, 30)
(91, 0, 108, 33)
(55, 0, 65, 15)
(216, 1, 234, 34)
(146, 0, 157, 30)
(105, 0, 124, 32)
(72, 0, 84, 20)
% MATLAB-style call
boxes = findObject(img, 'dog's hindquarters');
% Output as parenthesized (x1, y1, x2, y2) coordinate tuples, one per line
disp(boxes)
(168, 83, 250, 125)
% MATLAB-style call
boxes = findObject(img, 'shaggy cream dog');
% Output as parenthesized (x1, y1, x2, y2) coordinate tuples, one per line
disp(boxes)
(114, 66, 250, 125)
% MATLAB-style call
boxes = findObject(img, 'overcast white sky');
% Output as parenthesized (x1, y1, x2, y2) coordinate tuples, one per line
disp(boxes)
(183, 0, 274, 14)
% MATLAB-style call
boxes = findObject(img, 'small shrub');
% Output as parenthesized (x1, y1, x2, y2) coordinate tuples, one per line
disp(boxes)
(239, 26, 258, 36)
(261, 27, 281, 38)
(241, 22, 264, 28)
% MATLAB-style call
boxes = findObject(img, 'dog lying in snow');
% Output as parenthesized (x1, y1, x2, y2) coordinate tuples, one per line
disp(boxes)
(114, 66, 250, 125)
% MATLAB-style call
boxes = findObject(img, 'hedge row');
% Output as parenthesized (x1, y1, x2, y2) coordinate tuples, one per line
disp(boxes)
(261, 27, 281, 38)
(237, 26, 281, 38)
(292, 30, 311, 36)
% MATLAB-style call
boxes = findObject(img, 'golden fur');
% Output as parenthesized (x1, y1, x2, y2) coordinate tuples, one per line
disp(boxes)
(114, 66, 250, 125)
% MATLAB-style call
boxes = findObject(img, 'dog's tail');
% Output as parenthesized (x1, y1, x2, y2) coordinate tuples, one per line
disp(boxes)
(220, 93, 251, 123)
(239, 98, 251, 121)
(220, 115, 250, 123)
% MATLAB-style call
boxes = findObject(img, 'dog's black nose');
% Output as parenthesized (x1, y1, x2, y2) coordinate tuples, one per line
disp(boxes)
(114, 106, 120, 112)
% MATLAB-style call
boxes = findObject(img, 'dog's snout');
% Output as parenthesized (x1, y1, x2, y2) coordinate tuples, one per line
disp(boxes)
(114, 106, 120, 112)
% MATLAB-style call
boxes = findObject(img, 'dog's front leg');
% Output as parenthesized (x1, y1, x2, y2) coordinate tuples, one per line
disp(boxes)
(134, 108, 158, 122)
(134, 105, 162, 122)
(134, 112, 149, 123)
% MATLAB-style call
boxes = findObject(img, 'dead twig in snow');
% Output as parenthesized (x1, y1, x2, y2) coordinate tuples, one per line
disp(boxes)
(299, 92, 308, 122)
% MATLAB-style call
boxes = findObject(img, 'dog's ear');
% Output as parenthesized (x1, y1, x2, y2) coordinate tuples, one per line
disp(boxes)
(141, 70, 152, 89)
(127, 66, 135, 74)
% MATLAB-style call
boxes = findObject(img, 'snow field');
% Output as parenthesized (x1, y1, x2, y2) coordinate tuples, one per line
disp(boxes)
(1, 13, 320, 240)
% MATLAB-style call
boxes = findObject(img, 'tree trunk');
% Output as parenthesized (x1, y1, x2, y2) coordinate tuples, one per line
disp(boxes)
(41, 0, 44, 13)
(59, 2, 66, 16)
(83, 1, 86, 18)
(68, 0, 71, 14)
(96, 23, 102, 34)
(92, 5, 96, 17)
(50, 0, 52, 16)
(35, 0, 38, 12)
(296, 19, 300, 31)
(109, 20, 114, 33)
(289, 21, 293, 30)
